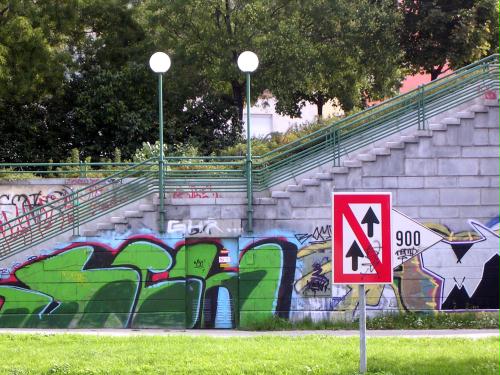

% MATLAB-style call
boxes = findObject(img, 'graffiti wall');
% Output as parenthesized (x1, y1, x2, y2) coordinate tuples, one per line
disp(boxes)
(0, 181, 122, 254)
(0, 218, 497, 328)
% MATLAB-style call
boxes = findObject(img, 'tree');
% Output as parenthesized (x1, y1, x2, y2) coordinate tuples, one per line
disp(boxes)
(400, 0, 499, 80)
(142, 0, 404, 120)
(265, 0, 404, 116)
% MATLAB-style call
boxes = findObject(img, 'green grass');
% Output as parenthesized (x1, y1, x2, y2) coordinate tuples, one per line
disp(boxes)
(0, 334, 497, 374)
(243, 312, 500, 331)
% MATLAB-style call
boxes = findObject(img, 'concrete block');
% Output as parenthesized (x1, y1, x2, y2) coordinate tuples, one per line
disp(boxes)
(460, 206, 500, 220)
(361, 177, 383, 189)
(291, 208, 307, 219)
(461, 146, 499, 158)
(440, 189, 480, 206)
(490, 177, 499, 187)
(397, 177, 424, 189)
(481, 188, 499, 205)
(438, 159, 479, 176)
(405, 138, 434, 158)
(397, 189, 439, 206)
(419, 207, 459, 219)
(458, 176, 490, 188)
(472, 129, 490, 146)
(432, 146, 461, 158)
(220, 206, 246, 219)
(489, 129, 499, 145)
(383, 177, 398, 188)
(305, 207, 331, 220)
(363, 153, 405, 176)
(216, 197, 247, 205)
(253, 206, 277, 220)
(432, 127, 458, 146)
(189, 205, 221, 219)
(405, 159, 437, 176)
(393, 206, 419, 219)
(479, 159, 499, 175)
(277, 199, 293, 219)
(424, 176, 457, 188)
(168, 197, 216, 205)
(165, 206, 190, 219)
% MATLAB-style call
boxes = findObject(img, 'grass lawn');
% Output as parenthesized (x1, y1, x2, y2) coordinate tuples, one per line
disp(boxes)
(0, 334, 497, 374)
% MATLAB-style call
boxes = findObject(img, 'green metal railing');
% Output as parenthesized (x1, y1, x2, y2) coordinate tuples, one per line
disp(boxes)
(0, 159, 158, 261)
(0, 54, 497, 260)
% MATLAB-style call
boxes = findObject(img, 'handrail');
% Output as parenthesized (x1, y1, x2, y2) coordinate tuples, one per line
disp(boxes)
(0, 158, 158, 261)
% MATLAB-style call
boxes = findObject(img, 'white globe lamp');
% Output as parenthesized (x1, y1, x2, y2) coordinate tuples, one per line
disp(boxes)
(237, 51, 259, 73)
(149, 52, 171, 73)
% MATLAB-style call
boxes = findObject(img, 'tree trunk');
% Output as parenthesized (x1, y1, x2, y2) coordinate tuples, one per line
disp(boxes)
(232, 80, 244, 121)
(430, 64, 444, 81)
(316, 95, 324, 119)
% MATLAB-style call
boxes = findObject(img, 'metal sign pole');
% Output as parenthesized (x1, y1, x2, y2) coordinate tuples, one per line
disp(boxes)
(359, 284, 367, 374)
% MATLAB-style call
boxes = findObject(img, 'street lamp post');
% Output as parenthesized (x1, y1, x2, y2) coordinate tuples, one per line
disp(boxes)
(149, 52, 171, 233)
(237, 51, 259, 233)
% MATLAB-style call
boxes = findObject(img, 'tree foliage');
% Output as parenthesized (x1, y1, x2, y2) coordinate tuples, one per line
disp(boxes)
(0, 0, 497, 163)
(399, 0, 499, 80)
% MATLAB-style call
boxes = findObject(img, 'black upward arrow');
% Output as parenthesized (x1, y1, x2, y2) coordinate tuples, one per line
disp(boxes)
(361, 207, 379, 238)
(346, 242, 364, 271)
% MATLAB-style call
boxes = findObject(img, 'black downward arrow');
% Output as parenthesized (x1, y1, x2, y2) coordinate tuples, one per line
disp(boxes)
(361, 207, 379, 238)
(346, 242, 364, 271)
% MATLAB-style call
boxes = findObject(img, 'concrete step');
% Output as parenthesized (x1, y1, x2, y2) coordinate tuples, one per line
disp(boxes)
(429, 123, 447, 131)
(124, 210, 143, 218)
(331, 167, 349, 174)
(386, 141, 404, 149)
(357, 153, 376, 162)
(415, 130, 433, 137)
(441, 117, 461, 125)
(82, 230, 99, 237)
(484, 99, 499, 107)
(372, 147, 391, 155)
(314, 172, 333, 180)
(456, 111, 475, 119)
(302, 178, 320, 186)
(469, 104, 488, 113)
(343, 159, 362, 168)
(255, 197, 277, 205)
(110, 216, 128, 224)
(139, 204, 156, 212)
(286, 185, 306, 192)
(271, 191, 291, 199)
(96, 223, 114, 231)
(400, 135, 418, 143)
